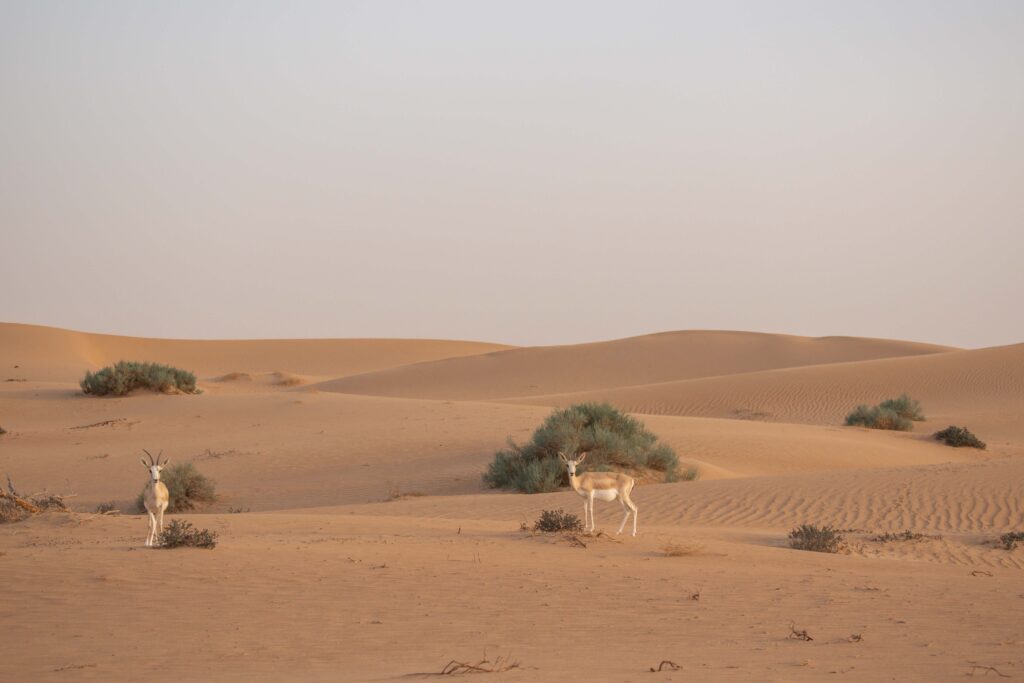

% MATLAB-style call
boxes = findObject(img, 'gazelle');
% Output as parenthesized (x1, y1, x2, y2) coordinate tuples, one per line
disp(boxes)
(559, 451, 638, 536)
(140, 449, 170, 547)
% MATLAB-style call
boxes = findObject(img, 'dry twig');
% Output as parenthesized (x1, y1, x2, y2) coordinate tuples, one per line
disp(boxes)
(650, 660, 681, 672)
(788, 623, 813, 641)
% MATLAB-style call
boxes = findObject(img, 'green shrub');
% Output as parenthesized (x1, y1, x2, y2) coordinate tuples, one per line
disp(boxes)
(788, 524, 844, 553)
(136, 462, 216, 513)
(159, 519, 217, 549)
(878, 394, 925, 421)
(81, 361, 198, 396)
(999, 531, 1024, 550)
(678, 466, 700, 482)
(533, 509, 583, 533)
(934, 426, 986, 449)
(844, 405, 913, 431)
(483, 402, 679, 493)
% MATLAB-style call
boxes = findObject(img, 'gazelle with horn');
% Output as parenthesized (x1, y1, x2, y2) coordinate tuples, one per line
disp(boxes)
(140, 449, 170, 547)
(559, 451, 638, 536)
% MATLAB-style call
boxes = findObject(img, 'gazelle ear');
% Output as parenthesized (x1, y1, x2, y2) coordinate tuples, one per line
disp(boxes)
(141, 457, 149, 467)
(161, 458, 170, 468)
(578, 452, 588, 463)
(558, 452, 567, 463)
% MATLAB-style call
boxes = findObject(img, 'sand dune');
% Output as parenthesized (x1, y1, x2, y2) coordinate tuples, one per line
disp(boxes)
(0, 322, 512, 383)
(515, 343, 1024, 440)
(2, 325, 1022, 682)
(314, 330, 954, 400)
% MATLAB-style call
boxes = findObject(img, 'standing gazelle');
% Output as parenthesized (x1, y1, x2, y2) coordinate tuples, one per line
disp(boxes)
(140, 449, 170, 547)
(560, 451, 638, 536)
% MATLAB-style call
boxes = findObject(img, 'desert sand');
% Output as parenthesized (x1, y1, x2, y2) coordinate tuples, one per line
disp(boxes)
(1, 322, 1022, 682)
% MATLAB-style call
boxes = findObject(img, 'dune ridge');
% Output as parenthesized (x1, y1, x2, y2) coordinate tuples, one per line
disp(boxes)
(314, 330, 956, 400)
(0, 322, 513, 383)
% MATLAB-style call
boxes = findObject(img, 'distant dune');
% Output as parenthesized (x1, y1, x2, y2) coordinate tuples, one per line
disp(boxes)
(0, 322, 513, 383)
(313, 330, 955, 400)
(515, 343, 1024, 439)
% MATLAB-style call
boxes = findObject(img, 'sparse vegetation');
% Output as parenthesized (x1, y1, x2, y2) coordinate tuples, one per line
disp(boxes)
(934, 425, 986, 449)
(484, 402, 679, 493)
(662, 541, 704, 557)
(94, 501, 119, 514)
(999, 531, 1024, 550)
(878, 394, 925, 421)
(81, 361, 198, 396)
(788, 524, 844, 553)
(845, 394, 924, 431)
(844, 405, 912, 431)
(136, 462, 216, 513)
(532, 508, 584, 533)
(1, 478, 70, 523)
(159, 519, 217, 549)
(872, 530, 937, 543)
(679, 466, 699, 481)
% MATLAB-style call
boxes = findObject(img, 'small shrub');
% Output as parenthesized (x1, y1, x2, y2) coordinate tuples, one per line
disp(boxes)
(533, 509, 583, 533)
(934, 426, 986, 449)
(678, 467, 699, 482)
(95, 501, 119, 514)
(873, 530, 931, 543)
(878, 394, 925, 421)
(81, 361, 198, 396)
(999, 531, 1024, 550)
(136, 462, 217, 513)
(844, 405, 913, 431)
(0, 425, 6, 435)
(159, 519, 217, 549)
(788, 524, 844, 553)
(484, 402, 679, 493)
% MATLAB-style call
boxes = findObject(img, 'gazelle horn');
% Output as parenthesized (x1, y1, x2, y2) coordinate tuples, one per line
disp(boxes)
(142, 449, 155, 466)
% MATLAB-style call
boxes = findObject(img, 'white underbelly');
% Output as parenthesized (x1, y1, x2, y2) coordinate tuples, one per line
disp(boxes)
(591, 489, 619, 502)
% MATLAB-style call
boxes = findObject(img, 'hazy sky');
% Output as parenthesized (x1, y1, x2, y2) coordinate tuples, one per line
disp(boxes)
(2, 1, 1022, 348)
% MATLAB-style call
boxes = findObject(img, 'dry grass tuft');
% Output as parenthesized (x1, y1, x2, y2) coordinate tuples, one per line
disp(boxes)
(662, 541, 704, 557)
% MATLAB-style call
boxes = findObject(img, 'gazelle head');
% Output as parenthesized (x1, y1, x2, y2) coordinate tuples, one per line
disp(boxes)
(558, 451, 587, 477)
(140, 449, 170, 482)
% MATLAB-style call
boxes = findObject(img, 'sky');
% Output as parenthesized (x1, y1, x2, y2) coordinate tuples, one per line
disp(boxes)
(2, 1, 1022, 348)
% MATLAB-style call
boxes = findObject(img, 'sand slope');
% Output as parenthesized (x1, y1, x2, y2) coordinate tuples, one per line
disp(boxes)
(314, 331, 954, 400)
(0, 322, 512, 383)
(516, 343, 1024, 440)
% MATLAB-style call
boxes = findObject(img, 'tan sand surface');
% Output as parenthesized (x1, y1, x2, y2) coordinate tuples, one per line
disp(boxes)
(1, 325, 1021, 682)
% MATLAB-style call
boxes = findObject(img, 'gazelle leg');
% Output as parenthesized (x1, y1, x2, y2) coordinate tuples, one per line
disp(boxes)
(588, 493, 597, 533)
(157, 507, 165, 545)
(616, 497, 631, 535)
(582, 499, 590, 532)
(618, 493, 634, 536)
(146, 511, 156, 547)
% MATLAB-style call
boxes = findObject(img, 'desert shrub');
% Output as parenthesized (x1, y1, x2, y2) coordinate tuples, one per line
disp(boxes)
(81, 361, 198, 396)
(844, 405, 913, 431)
(0, 425, 6, 435)
(873, 530, 929, 542)
(159, 519, 217, 549)
(999, 531, 1024, 550)
(484, 402, 679, 493)
(533, 509, 583, 533)
(136, 462, 216, 513)
(934, 425, 986, 449)
(678, 466, 699, 482)
(878, 394, 925, 421)
(95, 501, 118, 514)
(788, 524, 844, 553)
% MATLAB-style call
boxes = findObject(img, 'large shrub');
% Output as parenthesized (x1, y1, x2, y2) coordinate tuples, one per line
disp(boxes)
(136, 462, 217, 513)
(845, 394, 924, 431)
(484, 402, 679, 493)
(81, 361, 198, 396)
(934, 425, 986, 449)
